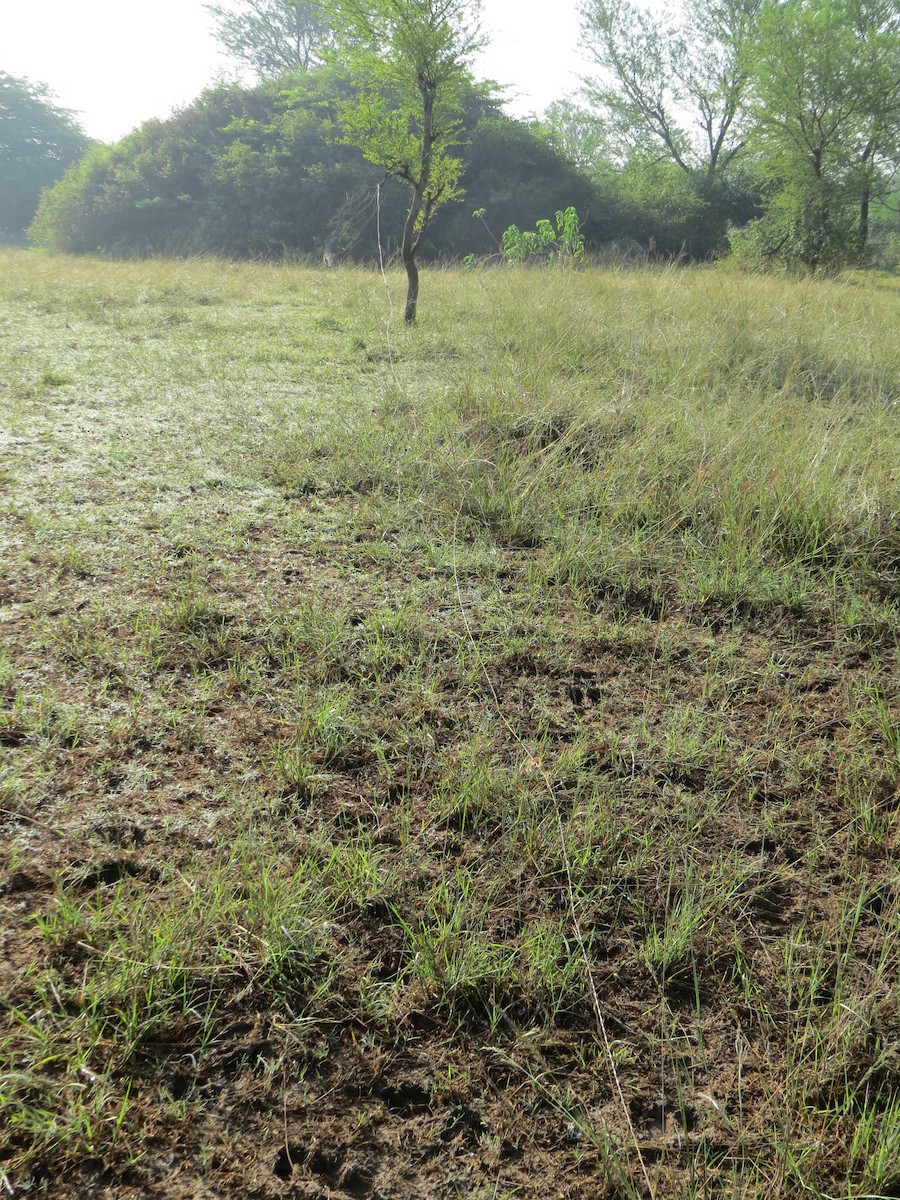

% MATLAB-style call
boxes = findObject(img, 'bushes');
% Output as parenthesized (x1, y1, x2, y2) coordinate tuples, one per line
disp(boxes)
(728, 180, 863, 272)
(29, 69, 617, 262)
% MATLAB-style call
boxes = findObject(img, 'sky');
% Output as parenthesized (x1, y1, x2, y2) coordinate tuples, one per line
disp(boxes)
(2, 0, 594, 144)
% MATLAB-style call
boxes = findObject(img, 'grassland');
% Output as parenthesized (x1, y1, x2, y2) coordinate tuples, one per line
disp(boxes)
(0, 248, 898, 1199)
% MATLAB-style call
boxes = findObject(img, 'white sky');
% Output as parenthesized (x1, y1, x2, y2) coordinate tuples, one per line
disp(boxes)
(2, 0, 593, 144)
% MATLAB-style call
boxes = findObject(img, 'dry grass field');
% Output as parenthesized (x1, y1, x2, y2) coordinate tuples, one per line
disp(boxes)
(1, 249, 899, 1198)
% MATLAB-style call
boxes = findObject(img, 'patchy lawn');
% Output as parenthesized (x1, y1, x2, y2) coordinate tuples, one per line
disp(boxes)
(1, 250, 899, 1199)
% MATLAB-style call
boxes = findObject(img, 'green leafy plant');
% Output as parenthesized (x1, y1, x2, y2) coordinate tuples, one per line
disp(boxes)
(500, 206, 585, 264)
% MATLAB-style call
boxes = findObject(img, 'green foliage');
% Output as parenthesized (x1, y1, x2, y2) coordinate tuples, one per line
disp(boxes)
(444, 110, 620, 253)
(29, 70, 410, 258)
(337, 82, 464, 215)
(29, 68, 612, 261)
(576, 0, 765, 258)
(580, 0, 758, 182)
(867, 195, 900, 270)
(613, 160, 714, 256)
(205, 0, 334, 77)
(324, 0, 485, 320)
(728, 181, 860, 272)
(578, 0, 900, 266)
(0, 73, 92, 243)
(599, 159, 759, 257)
(529, 105, 758, 259)
(737, 0, 900, 269)
(500, 207, 585, 264)
(532, 100, 610, 175)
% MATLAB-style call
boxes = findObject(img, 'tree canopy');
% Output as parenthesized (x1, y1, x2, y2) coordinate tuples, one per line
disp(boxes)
(205, 0, 335, 77)
(0, 73, 92, 243)
(577, 0, 900, 266)
(735, 0, 900, 267)
(580, 0, 760, 182)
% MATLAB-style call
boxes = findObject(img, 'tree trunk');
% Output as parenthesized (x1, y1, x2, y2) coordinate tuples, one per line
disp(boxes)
(858, 184, 870, 261)
(399, 78, 436, 326)
(400, 186, 423, 325)
(403, 255, 419, 325)
(857, 140, 873, 262)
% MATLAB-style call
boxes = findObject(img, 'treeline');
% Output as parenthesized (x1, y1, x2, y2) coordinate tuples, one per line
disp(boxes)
(574, 0, 900, 271)
(9, 0, 900, 269)
(27, 68, 628, 262)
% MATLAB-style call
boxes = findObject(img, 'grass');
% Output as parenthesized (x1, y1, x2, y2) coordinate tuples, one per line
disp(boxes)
(0, 248, 898, 1198)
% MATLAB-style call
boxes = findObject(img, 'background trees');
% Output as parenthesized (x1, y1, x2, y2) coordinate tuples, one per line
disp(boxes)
(734, 0, 900, 268)
(581, 0, 759, 180)
(577, 0, 900, 266)
(0, 73, 92, 243)
(205, 0, 335, 77)
(19, 0, 900, 270)
(578, 0, 761, 253)
(29, 68, 617, 262)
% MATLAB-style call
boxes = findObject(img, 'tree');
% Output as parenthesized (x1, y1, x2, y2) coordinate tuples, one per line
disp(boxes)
(741, 0, 900, 267)
(578, 0, 763, 255)
(206, 0, 335, 77)
(580, 0, 761, 186)
(533, 100, 611, 176)
(28, 71, 387, 258)
(0, 73, 91, 242)
(325, 0, 484, 323)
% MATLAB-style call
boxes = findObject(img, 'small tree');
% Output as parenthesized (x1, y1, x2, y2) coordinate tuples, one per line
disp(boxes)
(325, 0, 483, 323)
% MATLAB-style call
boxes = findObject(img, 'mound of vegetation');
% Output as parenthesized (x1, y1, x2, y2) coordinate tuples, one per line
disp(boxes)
(29, 65, 617, 261)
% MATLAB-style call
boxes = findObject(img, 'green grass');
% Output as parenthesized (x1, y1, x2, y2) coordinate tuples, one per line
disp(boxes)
(0, 248, 898, 1199)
